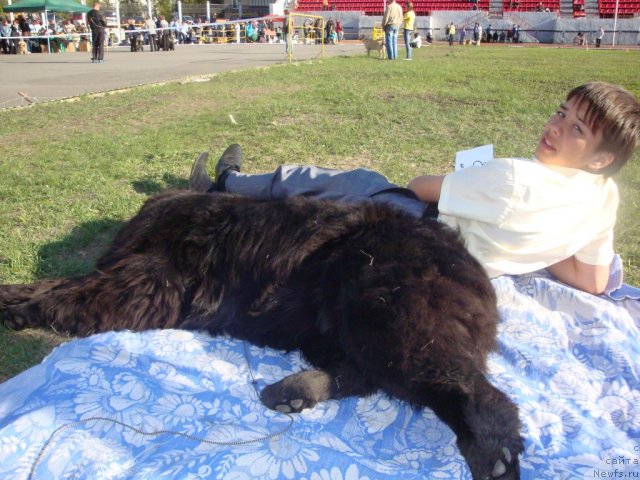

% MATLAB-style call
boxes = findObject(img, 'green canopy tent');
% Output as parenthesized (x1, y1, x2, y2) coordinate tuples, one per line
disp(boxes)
(4, 0, 91, 53)
(3, 0, 91, 13)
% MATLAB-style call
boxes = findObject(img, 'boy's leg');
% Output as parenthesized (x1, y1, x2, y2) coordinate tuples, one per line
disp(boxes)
(226, 165, 393, 201)
(226, 166, 428, 218)
(190, 147, 428, 218)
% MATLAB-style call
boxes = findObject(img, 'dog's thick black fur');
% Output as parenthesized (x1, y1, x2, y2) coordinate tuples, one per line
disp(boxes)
(0, 191, 523, 479)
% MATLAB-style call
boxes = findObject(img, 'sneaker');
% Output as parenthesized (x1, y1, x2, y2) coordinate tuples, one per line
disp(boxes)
(214, 144, 242, 191)
(189, 152, 214, 193)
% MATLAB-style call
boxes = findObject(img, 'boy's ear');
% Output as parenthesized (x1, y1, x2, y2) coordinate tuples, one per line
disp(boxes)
(588, 151, 615, 172)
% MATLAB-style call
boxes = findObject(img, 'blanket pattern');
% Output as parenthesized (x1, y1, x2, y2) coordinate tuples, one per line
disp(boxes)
(1, 273, 639, 479)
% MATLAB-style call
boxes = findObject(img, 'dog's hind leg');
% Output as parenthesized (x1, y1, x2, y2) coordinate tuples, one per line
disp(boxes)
(421, 373, 523, 480)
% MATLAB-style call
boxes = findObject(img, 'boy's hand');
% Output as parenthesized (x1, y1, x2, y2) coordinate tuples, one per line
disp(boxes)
(547, 256, 611, 295)
(408, 175, 445, 203)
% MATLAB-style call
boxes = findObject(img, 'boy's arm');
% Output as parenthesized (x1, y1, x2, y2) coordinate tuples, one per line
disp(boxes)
(407, 175, 445, 203)
(546, 256, 611, 295)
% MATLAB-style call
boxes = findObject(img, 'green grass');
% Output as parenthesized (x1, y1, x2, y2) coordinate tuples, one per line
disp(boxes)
(1, 45, 639, 382)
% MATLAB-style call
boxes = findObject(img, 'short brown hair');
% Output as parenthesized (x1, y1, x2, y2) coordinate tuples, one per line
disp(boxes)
(567, 82, 640, 176)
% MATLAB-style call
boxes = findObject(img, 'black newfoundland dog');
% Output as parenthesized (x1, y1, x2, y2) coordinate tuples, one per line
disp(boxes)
(0, 191, 523, 479)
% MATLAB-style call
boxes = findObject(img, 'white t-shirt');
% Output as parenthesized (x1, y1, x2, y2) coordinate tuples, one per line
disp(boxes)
(438, 157, 618, 278)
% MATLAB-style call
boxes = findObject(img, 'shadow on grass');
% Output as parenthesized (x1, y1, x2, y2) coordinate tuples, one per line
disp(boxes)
(132, 173, 188, 195)
(34, 175, 189, 279)
(34, 219, 124, 279)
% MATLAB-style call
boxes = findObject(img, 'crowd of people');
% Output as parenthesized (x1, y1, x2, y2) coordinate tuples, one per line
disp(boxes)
(0, 11, 344, 56)
(443, 22, 524, 45)
(0, 14, 91, 54)
(117, 15, 282, 49)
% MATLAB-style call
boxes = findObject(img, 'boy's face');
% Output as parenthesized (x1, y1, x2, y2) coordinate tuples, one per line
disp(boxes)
(535, 96, 612, 171)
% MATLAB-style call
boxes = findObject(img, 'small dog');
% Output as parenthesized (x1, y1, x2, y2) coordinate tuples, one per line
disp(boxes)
(18, 40, 27, 55)
(361, 36, 386, 59)
(1, 192, 522, 479)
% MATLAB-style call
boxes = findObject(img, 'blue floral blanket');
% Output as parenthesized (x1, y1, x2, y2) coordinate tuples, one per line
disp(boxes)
(1, 273, 639, 480)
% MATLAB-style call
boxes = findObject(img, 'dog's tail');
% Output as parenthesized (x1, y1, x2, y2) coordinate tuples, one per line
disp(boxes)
(0, 280, 69, 331)
(0, 280, 66, 310)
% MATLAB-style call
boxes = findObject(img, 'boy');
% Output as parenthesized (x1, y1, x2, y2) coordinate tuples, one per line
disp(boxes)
(189, 82, 640, 295)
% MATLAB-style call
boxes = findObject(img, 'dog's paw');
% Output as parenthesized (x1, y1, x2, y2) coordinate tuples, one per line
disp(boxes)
(261, 389, 313, 414)
(259, 370, 332, 414)
(260, 381, 317, 413)
(467, 439, 523, 480)
(485, 447, 519, 479)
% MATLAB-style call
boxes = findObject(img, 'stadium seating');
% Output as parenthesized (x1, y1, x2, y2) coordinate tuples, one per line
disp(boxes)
(295, 0, 489, 15)
(294, 0, 638, 16)
(598, 0, 640, 17)
(503, 0, 559, 12)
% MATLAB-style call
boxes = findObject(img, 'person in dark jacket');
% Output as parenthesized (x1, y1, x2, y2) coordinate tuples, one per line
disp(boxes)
(125, 18, 141, 52)
(87, 1, 107, 62)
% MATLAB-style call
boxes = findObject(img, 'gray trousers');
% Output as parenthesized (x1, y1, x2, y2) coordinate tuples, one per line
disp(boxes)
(225, 165, 430, 218)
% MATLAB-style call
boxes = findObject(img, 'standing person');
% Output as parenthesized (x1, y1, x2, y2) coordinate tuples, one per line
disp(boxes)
(382, 0, 402, 60)
(402, 2, 415, 60)
(313, 17, 323, 44)
(144, 14, 157, 52)
(325, 18, 335, 45)
(156, 16, 163, 48)
(0, 18, 11, 54)
(473, 22, 482, 45)
(303, 18, 311, 41)
(448, 22, 456, 46)
(283, 9, 292, 54)
(125, 18, 140, 52)
(9, 19, 20, 54)
(459, 24, 466, 44)
(179, 19, 189, 44)
(596, 26, 604, 48)
(87, 1, 107, 63)
(335, 19, 343, 42)
(511, 24, 519, 44)
(159, 15, 170, 50)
